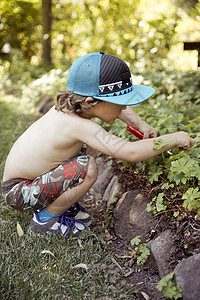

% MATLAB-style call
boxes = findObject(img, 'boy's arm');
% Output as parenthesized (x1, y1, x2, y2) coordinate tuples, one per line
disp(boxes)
(75, 119, 195, 163)
(118, 107, 157, 139)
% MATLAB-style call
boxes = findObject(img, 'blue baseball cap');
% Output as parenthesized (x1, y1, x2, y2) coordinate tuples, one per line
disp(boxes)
(67, 52, 155, 106)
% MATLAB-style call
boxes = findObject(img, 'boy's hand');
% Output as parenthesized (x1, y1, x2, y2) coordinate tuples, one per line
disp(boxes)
(118, 107, 157, 138)
(139, 123, 157, 139)
(174, 131, 195, 149)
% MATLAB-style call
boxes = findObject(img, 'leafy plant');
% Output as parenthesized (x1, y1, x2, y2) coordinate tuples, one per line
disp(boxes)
(182, 187, 200, 215)
(130, 236, 150, 265)
(168, 155, 200, 185)
(153, 138, 173, 150)
(146, 193, 167, 214)
(148, 165, 163, 184)
(104, 197, 119, 229)
(156, 272, 182, 299)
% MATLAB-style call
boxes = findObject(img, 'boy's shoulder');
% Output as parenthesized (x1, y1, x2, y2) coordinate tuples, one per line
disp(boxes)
(51, 107, 101, 137)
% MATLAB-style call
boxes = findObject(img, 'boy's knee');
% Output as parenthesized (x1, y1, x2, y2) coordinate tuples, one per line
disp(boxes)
(86, 156, 98, 183)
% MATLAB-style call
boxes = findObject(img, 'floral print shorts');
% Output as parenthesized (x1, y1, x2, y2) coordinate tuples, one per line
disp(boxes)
(2, 155, 89, 212)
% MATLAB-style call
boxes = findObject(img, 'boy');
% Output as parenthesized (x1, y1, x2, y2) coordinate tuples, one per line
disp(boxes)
(2, 52, 195, 237)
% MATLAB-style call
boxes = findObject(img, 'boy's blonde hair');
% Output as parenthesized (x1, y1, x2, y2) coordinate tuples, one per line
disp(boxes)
(55, 90, 100, 115)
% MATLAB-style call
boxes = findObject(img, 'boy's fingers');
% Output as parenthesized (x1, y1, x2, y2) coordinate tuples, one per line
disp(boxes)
(143, 129, 157, 139)
(149, 131, 157, 138)
(181, 138, 195, 149)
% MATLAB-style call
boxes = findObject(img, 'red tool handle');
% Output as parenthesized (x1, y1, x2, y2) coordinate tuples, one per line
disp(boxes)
(127, 125, 144, 140)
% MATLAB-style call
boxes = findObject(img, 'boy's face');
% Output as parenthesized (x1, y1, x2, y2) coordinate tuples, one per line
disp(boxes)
(91, 100, 127, 124)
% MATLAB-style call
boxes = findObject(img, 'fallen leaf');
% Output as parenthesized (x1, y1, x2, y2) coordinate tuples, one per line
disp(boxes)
(78, 238, 84, 249)
(17, 222, 24, 237)
(141, 291, 150, 300)
(71, 263, 88, 271)
(41, 249, 55, 257)
(123, 268, 134, 278)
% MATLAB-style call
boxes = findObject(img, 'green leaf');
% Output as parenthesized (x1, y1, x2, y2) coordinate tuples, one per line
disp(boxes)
(156, 202, 167, 212)
(148, 165, 163, 183)
(169, 152, 185, 160)
(108, 197, 118, 205)
(173, 211, 179, 218)
(170, 157, 194, 177)
(182, 187, 200, 211)
(153, 138, 173, 150)
(167, 171, 182, 185)
(130, 236, 141, 246)
(137, 244, 150, 264)
(161, 182, 174, 190)
(155, 193, 167, 212)
(146, 202, 154, 212)
(189, 164, 200, 180)
(157, 272, 182, 299)
(169, 156, 200, 184)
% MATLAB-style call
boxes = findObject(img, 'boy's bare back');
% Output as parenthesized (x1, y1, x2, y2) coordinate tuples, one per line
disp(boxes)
(3, 107, 91, 181)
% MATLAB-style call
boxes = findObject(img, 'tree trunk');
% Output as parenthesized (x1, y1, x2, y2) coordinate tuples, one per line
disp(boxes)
(42, 0, 52, 64)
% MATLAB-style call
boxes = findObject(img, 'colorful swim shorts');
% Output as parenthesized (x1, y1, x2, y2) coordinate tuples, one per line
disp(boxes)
(2, 155, 90, 212)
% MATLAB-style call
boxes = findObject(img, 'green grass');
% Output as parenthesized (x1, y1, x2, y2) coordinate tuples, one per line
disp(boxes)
(0, 95, 137, 300)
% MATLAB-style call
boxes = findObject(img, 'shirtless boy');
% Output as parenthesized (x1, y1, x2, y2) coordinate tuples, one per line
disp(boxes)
(2, 52, 195, 237)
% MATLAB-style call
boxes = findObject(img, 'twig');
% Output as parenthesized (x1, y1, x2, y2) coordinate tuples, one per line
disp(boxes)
(109, 254, 125, 274)
(189, 222, 200, 232)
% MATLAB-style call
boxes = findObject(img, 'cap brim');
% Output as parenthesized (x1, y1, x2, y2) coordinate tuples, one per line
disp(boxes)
(94, 85, 155, 106)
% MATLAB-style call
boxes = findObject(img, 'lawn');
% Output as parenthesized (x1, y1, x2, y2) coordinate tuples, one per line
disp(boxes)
(0, 96, 136, 300)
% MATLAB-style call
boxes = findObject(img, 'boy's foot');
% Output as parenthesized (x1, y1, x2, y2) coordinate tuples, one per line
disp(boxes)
(30, 211, 87, 237)
(69, 202, 91, 225)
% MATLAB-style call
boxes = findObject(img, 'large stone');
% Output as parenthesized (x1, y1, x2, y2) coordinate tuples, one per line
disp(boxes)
(92, 157, 112, 196)
(174, 253, 200, 300)
(102, 175, 121, 208)
(113, 190, 154, 241)
(148, 230, 175, 278)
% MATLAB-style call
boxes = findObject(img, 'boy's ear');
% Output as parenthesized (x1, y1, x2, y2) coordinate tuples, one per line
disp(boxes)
(85, 97, 94, 104)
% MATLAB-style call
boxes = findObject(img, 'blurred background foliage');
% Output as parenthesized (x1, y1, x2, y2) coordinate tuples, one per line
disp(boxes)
(0, 0, 200, 105)
(1, 0, 200, 71)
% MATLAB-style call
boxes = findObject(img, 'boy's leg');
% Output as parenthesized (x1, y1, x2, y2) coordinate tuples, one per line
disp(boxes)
(2, 155, 97, 212)
(3, 155, 98, 237)
(30, 156, 98, 237)
(45, 156, 98, 215)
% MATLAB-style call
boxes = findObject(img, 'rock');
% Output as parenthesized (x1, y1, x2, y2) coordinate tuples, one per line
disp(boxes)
(102, 175, 121, 208)
(147, 230, 175, 278)
(174, 253, 200, 300)
(113, 190, 154, 241)
(92, 157, 112, 196)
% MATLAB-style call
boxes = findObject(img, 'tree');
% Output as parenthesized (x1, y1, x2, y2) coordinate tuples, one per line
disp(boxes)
(42, 0, 52, 64)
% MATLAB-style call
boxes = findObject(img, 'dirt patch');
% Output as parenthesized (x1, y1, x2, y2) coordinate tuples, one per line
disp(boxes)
(81, 156, 200, 299)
